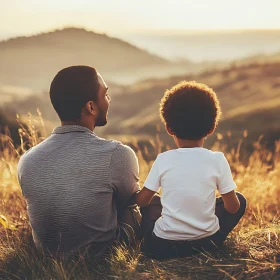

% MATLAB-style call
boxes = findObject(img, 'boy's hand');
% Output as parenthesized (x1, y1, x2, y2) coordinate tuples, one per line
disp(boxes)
(133, 187, 157, 207)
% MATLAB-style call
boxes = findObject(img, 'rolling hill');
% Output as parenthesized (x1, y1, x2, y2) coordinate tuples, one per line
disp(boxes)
(2, 60, 279, 151)
(104, 61, 280, 130)
(0, 27, 192, 92)
(102, 61, 280, 151)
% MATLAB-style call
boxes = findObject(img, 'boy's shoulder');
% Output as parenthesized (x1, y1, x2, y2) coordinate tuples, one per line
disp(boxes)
(158, 148, 225, 156)
(157, 148, 226, 162)
(210, 150, 227, 159)
(203, 150, 228, 163)
(156, 149, 177, 159)
(207, 149, 225, 156)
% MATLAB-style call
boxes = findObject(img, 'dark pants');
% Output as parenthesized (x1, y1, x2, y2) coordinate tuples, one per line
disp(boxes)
(140, 192, 247, 260)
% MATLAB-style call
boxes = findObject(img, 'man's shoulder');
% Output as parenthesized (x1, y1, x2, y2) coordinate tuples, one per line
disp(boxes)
(91, 137, 137, 163)
(17, 135, 53, 170)
(95, 137, 127, 153)
(110, 141, 137, 159)
(21, 134, 55, 155)
(18, 148, 33, 170)
(97, 137, 120, 147)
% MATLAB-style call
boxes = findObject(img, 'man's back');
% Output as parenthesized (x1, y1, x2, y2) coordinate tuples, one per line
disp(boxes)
(18, 125, 139, 256)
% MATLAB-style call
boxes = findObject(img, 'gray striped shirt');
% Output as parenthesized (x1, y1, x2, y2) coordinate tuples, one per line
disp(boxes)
(18, 125, 140, 255)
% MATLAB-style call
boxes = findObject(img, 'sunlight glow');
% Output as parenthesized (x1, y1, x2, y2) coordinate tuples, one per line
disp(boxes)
(0, 0, 279, 38)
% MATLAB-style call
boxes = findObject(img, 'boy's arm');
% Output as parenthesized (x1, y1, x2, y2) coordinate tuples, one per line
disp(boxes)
(133, 187, 157, 207)
(221, 190, 240, 214)
(217, 153, 240, 214)
(133, 156, 161, 207)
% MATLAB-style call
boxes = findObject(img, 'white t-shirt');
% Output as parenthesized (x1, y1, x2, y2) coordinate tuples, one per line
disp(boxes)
(144, 148, 237, 241)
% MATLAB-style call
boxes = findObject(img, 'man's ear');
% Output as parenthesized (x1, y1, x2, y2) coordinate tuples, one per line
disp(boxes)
(84, 101, 97, 115)
(165, 124, 174, 136)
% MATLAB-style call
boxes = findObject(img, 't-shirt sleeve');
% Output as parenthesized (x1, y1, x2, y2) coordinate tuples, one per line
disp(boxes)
(110, 144, 140, 208)
(144, 156, 161, 193)
(217, 153, 237, 194)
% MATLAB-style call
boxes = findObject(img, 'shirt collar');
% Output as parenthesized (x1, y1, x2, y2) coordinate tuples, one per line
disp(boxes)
(52, 125, 97, 136)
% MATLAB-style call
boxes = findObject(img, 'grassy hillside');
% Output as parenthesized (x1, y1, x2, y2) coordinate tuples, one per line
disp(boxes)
(0, 123, 280, 279)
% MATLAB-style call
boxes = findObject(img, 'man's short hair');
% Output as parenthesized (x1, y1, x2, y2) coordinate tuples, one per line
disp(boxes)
(160, 81, 221, 140)
(50, 66, 99, 121)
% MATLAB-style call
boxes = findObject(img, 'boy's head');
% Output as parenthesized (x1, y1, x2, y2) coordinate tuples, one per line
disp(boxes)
(160, 81, 221, 140)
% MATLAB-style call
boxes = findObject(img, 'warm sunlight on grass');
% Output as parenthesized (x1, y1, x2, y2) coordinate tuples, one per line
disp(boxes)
(0, 116, 280, 279)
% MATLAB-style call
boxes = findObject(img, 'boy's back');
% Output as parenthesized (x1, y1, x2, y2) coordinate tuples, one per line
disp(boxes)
(144, 148, 237, 240)
(135, 80, 246, 259)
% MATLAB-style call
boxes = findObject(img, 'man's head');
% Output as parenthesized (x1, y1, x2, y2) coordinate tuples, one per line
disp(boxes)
(50, 66, 110, 127)
(160, 81, 221, 140)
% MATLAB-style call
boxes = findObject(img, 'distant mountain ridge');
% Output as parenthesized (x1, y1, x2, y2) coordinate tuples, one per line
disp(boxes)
(0, 27, 179, 91)
(1, 28, 279, 151)
(123, 30, 280, 62)
(0, 27, 167, 64)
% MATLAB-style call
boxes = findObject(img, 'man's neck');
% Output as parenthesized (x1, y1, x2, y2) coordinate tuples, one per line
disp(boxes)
(61, 120, 95, 132)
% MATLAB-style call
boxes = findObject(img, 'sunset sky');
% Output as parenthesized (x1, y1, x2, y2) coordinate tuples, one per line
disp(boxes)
(0, 0, 280, 39)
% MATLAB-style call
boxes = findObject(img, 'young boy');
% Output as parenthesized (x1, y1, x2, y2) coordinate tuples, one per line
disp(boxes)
(134, 81, 247, 259)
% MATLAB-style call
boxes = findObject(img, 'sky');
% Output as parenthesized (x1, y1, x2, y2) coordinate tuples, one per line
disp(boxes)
(0, 0, 280, 39)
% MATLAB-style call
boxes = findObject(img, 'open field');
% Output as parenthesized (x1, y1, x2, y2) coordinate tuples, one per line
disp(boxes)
(0, 120, 280, 279)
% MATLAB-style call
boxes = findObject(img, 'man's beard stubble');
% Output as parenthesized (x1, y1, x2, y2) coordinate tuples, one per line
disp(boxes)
(95, 111, 108, 127)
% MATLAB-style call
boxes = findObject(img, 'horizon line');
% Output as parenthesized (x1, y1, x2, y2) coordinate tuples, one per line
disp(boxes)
(1, 25, 280, 41)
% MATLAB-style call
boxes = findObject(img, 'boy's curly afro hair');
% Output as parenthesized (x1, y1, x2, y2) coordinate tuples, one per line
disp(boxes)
(160, 81, 221, 140)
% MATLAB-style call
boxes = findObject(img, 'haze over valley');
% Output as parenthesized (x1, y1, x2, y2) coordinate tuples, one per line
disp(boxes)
(0, 27, 279, 151)
(121, 30, 280, 62)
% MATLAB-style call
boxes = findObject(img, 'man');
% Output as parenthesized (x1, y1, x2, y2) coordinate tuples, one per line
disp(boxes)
(18, 66, 141, 258)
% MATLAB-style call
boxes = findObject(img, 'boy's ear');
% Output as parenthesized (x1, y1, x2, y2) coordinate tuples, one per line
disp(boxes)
(165, 124, 174, 136)
(207, 126, 215, 136)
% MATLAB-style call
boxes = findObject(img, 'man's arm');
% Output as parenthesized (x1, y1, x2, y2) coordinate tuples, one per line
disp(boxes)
(110, 144, 140, 209)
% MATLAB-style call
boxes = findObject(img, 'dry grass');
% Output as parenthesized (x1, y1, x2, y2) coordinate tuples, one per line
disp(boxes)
(0, 118, 280, 279)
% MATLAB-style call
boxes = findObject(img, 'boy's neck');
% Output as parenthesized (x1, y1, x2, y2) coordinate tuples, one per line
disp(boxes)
(175, 137, 204, 148)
